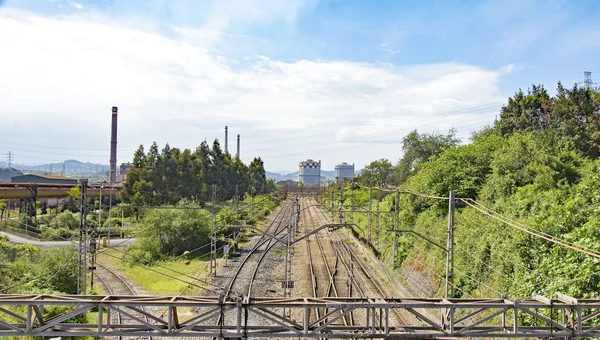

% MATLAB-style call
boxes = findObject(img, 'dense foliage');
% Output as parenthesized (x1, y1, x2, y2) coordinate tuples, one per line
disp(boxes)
(0, 237, 78, 294)
(336, 83, 600, 300)
(124, 192, 283, 264)
(121, 140, 274, 206)
(124, 201, 212, 264)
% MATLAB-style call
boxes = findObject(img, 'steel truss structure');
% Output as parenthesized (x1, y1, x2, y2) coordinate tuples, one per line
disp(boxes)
(0, 294, 599, 338)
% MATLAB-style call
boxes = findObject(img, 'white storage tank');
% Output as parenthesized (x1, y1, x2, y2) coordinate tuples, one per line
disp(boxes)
(335, 162, 354, 181)
(298, 159, 321, 187)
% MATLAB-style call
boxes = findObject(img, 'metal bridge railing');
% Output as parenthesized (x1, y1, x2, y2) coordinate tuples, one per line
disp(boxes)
(0, 294, 599, 338)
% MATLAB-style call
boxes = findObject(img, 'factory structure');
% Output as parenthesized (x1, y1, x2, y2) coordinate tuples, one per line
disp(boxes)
(335, 162, 355, 182)
(298, 159, 321, 187)
(224, 126, 241, 159)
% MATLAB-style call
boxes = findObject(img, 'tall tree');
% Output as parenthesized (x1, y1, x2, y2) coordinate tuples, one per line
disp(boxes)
(395, 129, 460, 184)
(121, 139, 271, 206)
(359, 159, 394, 187)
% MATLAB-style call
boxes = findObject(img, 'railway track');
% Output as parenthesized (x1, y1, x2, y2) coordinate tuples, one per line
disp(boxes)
(212, 197, 295, 335)
(301, 197, 352, 328)
(224, 197, 294, 297)
(210, 194, 418, 336)
(301, 196, 416, 330)
(94, 262, 153, 340)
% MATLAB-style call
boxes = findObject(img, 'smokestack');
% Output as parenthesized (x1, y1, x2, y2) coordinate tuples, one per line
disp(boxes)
(225, 126, 229, 154)
(236, 134, 240, 159)
(110, 106, 118, 184)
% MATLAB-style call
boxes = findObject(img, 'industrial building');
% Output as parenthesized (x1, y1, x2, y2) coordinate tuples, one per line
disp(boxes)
(335, 162, 355, 181)
(298, 159, 321, 187)
(119, 163, 132, 182)
(10, 174, 78, 185)
(276, 179, 298, 190)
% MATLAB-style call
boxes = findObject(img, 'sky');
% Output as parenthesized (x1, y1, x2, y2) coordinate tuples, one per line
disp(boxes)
(0, 0, 599, 172)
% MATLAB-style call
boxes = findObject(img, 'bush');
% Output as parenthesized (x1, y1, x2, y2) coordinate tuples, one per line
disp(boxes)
(124, 202, 211, 264)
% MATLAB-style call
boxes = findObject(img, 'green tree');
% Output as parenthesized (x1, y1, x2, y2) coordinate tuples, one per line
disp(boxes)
(0, 202, 6, 221)
(359, 159, 394, 187)
(395, 129, 461, 184)
(124, 202, 211, 263)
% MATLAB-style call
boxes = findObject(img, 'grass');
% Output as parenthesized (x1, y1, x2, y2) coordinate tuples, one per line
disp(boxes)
(96, 247, 212, 295)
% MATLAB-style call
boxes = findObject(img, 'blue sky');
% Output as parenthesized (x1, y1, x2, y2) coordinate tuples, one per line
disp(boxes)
(1, 0, 599, 171)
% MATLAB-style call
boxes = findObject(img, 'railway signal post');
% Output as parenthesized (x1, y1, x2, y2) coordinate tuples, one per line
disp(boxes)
(77, 179, 88, 295)
(210, 185, 217, 276)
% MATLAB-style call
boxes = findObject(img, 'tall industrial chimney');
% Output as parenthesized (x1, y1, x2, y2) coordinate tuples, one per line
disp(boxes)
(225, 126, 229, 154)
(110, 106, 118, 184)
(236, 134, 240, 159)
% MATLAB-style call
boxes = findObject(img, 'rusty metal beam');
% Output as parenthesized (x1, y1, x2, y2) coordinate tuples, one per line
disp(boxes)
(0, 294, 599, 338)
(0, 187, 119, 199)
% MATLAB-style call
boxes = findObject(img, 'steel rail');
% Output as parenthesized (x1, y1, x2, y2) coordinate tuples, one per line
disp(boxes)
(246, 200, 294, 297)
(94, 262, 152, 340)
(213, 197, 294, 338)
(303, 197, 351, 328)
(312, 198, 411, 327)
(301, 197, 326, 340)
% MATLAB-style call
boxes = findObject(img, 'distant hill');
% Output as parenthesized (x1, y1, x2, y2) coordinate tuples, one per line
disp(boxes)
(0, 160, 108, 178)
(0, 168, 24, 182)
(266, 170, 337, 181)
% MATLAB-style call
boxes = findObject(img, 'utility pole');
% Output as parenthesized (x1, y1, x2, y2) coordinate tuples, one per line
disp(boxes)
(234, 184, 239, 251)
(445, 190, 455, 299)
(393, 189, 399, 262)
(77, 179, 88, 295)
(350, 191, 355, 225)
(99, 186, 103, 232)
(283, 201, 294, 316)
(368, 187, 372, 245)
(6, 151, 13, 168)
(376, 196, 380, 246)
(331, 186, 335, 213)
(210, 185, 217, 276)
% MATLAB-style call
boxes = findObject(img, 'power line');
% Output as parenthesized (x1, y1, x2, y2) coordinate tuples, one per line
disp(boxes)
(245, 104, 500, 152)
(246, 114, 497, 158)
(354, 186, 600, 259)
(0, 140, 136, 152)
(460, 198, 600, 259)
(246, 102, 501, 146)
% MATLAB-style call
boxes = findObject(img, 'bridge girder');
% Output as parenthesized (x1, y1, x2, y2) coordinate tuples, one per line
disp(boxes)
(0, 294, 598, 338)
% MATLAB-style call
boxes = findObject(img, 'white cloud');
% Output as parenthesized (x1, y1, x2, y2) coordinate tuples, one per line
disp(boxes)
(68, 1, 84, 10)
(377, 41, 401, 55)
(0, 9, 505, 171)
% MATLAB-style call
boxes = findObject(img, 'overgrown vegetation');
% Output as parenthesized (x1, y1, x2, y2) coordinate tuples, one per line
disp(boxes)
(327, 83, 600, 300)
(0, 236, 78, 293)
(123, 192, 284, 265)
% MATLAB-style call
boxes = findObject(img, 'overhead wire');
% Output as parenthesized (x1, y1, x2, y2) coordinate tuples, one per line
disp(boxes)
(517, 266, 600, 300)
(456, 215, 533, 274)
(5, 212, 236, 297)
(403, 238, 505, 297)
(246, 102, 501, 146)
(245, 105, 499, 152)
(460, 198, 600, 259)
(399, 244, 474, 298)
(0, 249, 80, 293)
(250, 120, 493, 159)
(348, 185, 600, 259)
(97, 250, 234, 297)
(339, 186, 534, 295)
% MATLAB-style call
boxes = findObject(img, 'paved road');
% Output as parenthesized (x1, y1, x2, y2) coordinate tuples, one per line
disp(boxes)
(0, 231, 136, 249)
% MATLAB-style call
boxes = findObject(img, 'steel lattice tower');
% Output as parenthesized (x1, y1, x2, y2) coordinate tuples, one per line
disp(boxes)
(584, 71, 593, 88)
